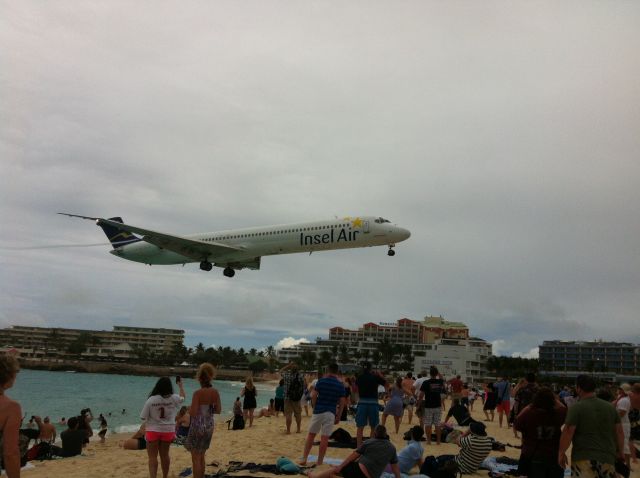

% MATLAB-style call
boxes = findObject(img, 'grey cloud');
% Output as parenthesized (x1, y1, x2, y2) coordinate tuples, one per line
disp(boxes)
(1, 2, 639, 354)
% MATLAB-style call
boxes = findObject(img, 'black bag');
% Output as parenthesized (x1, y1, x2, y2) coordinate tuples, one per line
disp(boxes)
(288, 373, 304, 401)
(330, 428, 353, 444)
(232, 414, 245, 430)
(420, 455, 458, 478)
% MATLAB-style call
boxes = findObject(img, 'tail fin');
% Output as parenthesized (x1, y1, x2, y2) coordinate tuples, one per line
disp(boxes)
(98, 217, 142, 248)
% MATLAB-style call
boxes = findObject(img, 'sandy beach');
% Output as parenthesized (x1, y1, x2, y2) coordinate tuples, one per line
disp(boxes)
(17, 404, 639, 478)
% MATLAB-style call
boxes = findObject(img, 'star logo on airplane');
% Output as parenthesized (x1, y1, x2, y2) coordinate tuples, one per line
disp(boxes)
(351, 217, 363, 228)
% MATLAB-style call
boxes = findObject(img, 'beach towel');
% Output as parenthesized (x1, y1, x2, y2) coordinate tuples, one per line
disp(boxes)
(305, 455, 343, 465)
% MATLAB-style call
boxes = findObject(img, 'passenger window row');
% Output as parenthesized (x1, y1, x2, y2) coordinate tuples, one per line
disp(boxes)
(202, 224, 346, 242)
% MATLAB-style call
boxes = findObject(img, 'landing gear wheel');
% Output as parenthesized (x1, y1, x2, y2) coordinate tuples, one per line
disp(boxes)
(387, 248, 396, 256)
(223, 267, 235, 278)
(200, 261, 213, 271)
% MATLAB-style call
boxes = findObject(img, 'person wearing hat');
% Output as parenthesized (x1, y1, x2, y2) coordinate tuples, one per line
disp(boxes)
(420, 421, 492, 475)
(454, 422, 493, 473)
(397, 425, 425, 473)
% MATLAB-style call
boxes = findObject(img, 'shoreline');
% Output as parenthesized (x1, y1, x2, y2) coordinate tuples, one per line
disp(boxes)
(19, 358, 278, 382)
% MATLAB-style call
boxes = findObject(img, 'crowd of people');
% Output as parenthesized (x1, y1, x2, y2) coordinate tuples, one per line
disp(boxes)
(2, 352, 640, 478)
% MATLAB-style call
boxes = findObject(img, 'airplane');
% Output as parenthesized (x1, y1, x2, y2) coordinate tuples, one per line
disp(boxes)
(58, 213, 411, 277)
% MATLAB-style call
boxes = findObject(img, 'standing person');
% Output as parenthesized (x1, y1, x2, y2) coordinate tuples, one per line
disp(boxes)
(483, 382, 497, 422)
(468, 388, 477, 411)
(494, 376, 512, 428)
(558, 375, 624, 477)
(448, 375, 464, 400)
(309, 425, 401, 478)
(511, 373, 539, 438)
(418, 366, 445, 446)
(274, 379, 285, 417)
(280, 362, 305, 434)
(300, 363, 346, 466)
(341, 377, 353, 422)
(0, 354, 22, 478)
(460, 383, 470, 407)
(185, 363, 221, 478)
(140, 376, 186, 478)
(514, 387, 567, 478)
(382, 377, 404, 434)
(355, 362, 386, 448)
(241, 376, 257, 428)
(615, 383, 632, 469)
(97, 415, 108, 443)
(401, 373, 416, 424)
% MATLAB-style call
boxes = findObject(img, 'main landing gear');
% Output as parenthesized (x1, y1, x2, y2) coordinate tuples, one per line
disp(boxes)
(387, 245, 396, 256)
(223, 267, 235, 278)
(200, 261, 213, 271)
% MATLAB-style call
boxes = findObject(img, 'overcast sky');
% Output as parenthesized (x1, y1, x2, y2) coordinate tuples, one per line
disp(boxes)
(2, 1, 639, 358)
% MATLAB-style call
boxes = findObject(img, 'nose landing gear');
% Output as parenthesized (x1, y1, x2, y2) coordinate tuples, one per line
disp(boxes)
(200, 261, 213, 271)
(387, 245, 396, 256)
(223, 267, 236, 278)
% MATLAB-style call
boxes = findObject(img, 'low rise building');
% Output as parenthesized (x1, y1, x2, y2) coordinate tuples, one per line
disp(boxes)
(0, 325, 184, 360)
(539, 340, 640, 376)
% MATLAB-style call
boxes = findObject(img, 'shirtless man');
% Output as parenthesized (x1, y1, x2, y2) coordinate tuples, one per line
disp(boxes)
(0, 354, 22, 478)
(38, 416, 57, 443)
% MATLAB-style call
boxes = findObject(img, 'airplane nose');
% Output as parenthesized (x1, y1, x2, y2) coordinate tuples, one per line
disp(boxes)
(397, 228, 411, 242)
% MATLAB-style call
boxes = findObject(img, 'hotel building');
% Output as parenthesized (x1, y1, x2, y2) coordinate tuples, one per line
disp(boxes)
(0, 325, 185, 360)
(278, 315, 491, 383)
(539, 340, 640, 376)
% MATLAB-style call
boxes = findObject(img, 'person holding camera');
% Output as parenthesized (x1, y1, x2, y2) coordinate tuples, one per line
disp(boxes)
(140, 376, 186, 478)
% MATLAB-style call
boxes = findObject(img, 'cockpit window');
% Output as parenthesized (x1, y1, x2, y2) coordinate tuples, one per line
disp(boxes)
(374, 217, 391, 223)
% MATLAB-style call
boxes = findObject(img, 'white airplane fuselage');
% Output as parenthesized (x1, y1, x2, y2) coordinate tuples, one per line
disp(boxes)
(112, 216, 410, 267)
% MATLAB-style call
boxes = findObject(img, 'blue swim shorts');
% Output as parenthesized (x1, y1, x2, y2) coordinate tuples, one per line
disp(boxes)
(355, 402, 380, 428)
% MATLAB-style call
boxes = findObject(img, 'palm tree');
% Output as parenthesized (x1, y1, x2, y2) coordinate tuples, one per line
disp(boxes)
(265, 345, 276, 372)
(318, 350, 333, 368)
(377, 338, 396, 370)
(300, 350, 317, 371)
(338, 344, 350, 364)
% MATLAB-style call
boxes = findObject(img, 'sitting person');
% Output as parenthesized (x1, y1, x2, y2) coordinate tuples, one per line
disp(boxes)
(309, 425, 401, 478)
(444, 399, 479, 427)
(255, 399, 277, 419)
(38, 416, 57, 443)
(421, 422, 492, 475)
(175, 406, 190, 442)
(226, 397, 245, 430)
(121, 423, 147, 450)
(397, 425, 425, 474)
(60, 417, 86, 457)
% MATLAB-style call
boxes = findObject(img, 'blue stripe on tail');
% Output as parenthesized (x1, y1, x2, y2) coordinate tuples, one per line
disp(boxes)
(98, 217, 142, 249)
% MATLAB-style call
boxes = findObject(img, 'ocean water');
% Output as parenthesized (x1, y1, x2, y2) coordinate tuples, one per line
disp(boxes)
(10, 369, 275, 434)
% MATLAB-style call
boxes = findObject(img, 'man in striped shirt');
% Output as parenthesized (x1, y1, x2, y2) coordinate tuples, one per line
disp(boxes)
(300, 363, 347, 466)
(454, 422, 493, 473)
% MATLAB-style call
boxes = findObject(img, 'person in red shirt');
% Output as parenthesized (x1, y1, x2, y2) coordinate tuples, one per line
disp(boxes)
(448, 375, 464, 400)
(514, 387, 566, 478)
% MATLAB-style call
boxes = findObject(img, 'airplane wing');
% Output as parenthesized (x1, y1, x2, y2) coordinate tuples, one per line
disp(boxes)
(59, 213, 241, 261)
(97, 217, 242, 261)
